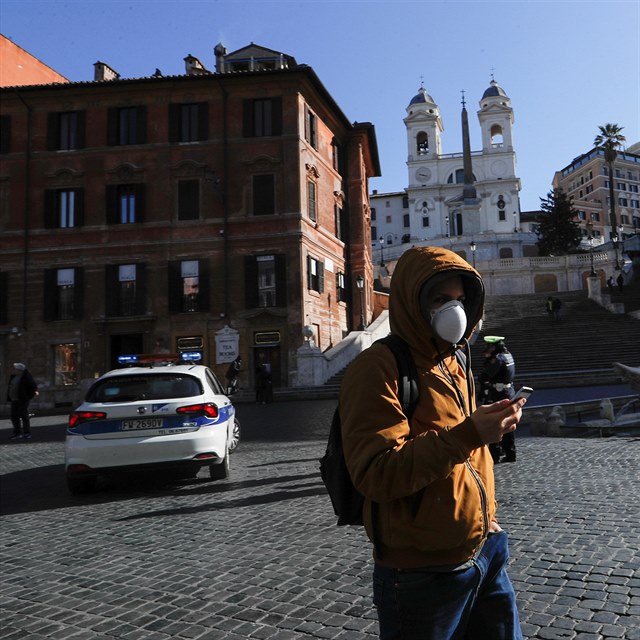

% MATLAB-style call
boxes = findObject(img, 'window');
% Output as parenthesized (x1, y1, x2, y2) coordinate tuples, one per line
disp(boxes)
(105, 264, 146, 317)
(178, 180, 200, 220)
(44, 267, 83, 321)
(44, 189, 84, 228)
(447, 169, 466, 184)
(619, 197, 628, 207)
(54, 343, 78, 386)
(422, 217, 430, 227)
(307, 181, 317, 222)
(417, 131, 429, 155)
(168, 259, 210, 313)
(618, 183, 627, 191)
(304, 107, 317, 149)
(0, 115, 10, 154)
(371, 207, 376, 221)
(47, 111, 85, 151)
(106, 184, 145, 224)
(108, 106, 146, 145)
(586, 185, 593, 194)
(0, 271, 7, 324)
(336, 272, 347, 303)
(403, 213, 410, 228)
(243, 98, 282, 137)
(307, 255, 324, 293)
(244, 254, 287, 308)
(402, 196, 409, 209)
(577, 211, 586, 220)
(499, 210, 506, 221)
(169, 102, 208, 143)
(253, 175, 275, 216)
(371, 226, 377, 241)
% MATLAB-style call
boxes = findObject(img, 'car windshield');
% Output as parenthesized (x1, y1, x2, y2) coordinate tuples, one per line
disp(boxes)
(86, 374, 202, 403)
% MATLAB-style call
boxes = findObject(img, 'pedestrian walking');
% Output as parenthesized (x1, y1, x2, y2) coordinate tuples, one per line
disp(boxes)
(552, 297, 562, 320)
(7, 363, 38, 440)
(225, 357, 242, 395)
(617, 272, 624, 293)
(607, 276, 615, 293)
(339, 246, 526, 639)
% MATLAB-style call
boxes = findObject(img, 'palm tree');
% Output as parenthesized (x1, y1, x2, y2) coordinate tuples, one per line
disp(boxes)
(594, 123, 626, 238)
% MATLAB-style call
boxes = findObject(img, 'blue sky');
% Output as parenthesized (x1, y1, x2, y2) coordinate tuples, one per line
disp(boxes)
(1, 0, 638, 211)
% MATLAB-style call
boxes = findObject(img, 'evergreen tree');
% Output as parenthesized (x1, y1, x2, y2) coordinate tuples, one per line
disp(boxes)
(536, 188, 582, 256)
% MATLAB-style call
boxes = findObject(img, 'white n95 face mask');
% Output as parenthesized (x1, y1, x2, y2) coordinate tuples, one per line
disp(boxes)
(430, 300, 467, 344)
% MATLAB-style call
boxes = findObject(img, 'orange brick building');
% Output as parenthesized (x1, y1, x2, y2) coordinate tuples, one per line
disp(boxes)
(0, 42, 379, 407)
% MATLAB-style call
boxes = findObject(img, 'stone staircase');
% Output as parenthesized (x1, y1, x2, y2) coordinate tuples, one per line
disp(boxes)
(470, 278, 640, 388)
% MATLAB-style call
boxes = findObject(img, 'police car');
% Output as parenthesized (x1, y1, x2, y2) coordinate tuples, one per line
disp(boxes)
(65, 352, 240, 494)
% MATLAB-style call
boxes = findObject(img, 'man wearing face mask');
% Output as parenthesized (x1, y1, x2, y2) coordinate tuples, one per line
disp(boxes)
(339, 246, 525, 640)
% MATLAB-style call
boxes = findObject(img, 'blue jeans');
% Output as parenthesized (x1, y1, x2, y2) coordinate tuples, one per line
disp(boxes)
(373, 531, 522, 640)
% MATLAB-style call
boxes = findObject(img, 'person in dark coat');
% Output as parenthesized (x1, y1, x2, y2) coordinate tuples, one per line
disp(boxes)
(478, 338, 517, 463)
(7, 363, 38, 440)
(617, 272, 624, 293)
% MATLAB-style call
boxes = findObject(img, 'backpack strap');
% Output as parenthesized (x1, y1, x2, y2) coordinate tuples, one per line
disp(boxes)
(374, 334, 419, 419)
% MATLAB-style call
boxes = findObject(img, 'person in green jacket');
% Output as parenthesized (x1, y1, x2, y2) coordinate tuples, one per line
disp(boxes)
(340, 246, 526, 639)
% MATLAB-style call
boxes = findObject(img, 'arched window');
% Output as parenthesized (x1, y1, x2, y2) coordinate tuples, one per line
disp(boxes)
(490, 124, 503, 145)
(447, 169, 466, 184)
(417, 132, 429, 155)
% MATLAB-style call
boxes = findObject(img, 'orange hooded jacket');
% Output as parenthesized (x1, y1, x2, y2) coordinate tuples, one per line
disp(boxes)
(339, 246, 496, 569)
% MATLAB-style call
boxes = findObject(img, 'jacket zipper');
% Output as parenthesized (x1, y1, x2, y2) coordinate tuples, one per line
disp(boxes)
(465, 459, 489, 540)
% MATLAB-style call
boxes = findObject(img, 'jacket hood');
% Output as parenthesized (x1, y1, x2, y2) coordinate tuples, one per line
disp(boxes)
(389, 246, 484, 360)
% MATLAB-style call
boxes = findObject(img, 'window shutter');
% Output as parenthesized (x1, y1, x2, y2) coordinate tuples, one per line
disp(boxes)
(243, 99, 253, 137)
(76, 111, 86, 149)
(47, 112, 59, 150)
(244, 256, 258, 309)
(275, 254, 287, 307)
(0, 115, 11, 154)
(0, 271, 8, 324)
(135, 263, 147, 315)
(318, 261, 325, 294)
(198, 259, 210, 311)
(44, 190, 57, 228)
(198, 102, 209, 141)
(306, 255, 312, 290)
(168, 260, 181, 314)
(43, 269, 57, 321)
(137, 106, 147, 144)
(74, 267, 84, 319)
(105, 265, 119, 316)
(135, 184, 146, 223)
(271, 97, 282, 136)
(169, 104, 180, 143)
(106, 185, 117, 224)
(107, 108, 118, 146)
(75, 189, 85, 227)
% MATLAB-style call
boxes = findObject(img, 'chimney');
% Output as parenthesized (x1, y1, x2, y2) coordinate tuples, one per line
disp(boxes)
(94, 61, 120, 82)
(184, 54, 209, 75)
(214, 42, 227, 73)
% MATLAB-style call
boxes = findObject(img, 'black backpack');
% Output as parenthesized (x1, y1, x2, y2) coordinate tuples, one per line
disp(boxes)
(319, 334, 420, 527)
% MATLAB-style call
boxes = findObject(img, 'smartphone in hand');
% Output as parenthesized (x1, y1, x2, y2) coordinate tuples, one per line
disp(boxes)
(511, 386, 533, 403)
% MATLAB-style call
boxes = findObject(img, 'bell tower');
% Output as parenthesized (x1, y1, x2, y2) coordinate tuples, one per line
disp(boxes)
(404, 85, 443, 186)
(477, 78, 514, 153)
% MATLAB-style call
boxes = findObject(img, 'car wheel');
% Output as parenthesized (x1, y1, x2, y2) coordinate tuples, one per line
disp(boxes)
(67, 475, 97, 495)
(229, 418, 240, 453)
(209, 453, 229, 481)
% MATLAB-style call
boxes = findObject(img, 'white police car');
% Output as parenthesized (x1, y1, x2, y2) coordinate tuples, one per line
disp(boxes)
(65, 352, 240, 494)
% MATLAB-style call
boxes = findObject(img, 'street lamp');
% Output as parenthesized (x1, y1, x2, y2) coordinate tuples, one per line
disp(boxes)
(356, 275, 365, 330)
(586, 221, 596, 278)
(445, 215, 450, 237)
(613, 230, 621, 271)
(513, 211, 518, 233)
(469, 240, 477, 268)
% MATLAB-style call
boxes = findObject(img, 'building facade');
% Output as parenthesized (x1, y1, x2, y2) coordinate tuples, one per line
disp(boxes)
(0, 42, 379, 408)
(552, 142, 640, 245)
(371, 79, 531, 269)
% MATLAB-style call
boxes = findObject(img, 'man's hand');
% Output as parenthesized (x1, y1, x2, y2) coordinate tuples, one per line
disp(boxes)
(470, 398, 526, 444)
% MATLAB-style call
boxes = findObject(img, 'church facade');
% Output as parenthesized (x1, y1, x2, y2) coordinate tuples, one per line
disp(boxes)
(371, 79, 534, 270)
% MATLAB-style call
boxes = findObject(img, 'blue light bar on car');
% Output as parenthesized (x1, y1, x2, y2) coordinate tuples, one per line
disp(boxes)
(180, 351, 202, 362)
(118, 355, 139, 364)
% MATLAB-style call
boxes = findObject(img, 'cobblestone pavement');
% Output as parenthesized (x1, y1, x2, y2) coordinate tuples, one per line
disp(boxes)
(1, 400, 639, 640)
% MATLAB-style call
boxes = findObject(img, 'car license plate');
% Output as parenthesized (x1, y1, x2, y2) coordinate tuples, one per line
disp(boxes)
(121, 418, 164, 430)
